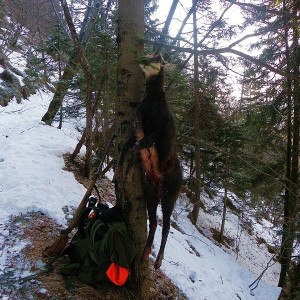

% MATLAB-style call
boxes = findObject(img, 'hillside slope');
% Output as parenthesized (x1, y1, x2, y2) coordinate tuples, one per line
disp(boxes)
(0, 92, 281, 299)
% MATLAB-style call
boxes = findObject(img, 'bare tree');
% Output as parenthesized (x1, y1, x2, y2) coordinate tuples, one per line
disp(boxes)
(59, 0, 95, 177)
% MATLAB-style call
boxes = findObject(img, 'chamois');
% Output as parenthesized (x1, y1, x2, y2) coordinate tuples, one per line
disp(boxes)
(116, 53, 182, 269)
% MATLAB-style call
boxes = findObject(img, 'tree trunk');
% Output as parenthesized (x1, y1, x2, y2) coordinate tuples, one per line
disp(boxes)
(158, 0, 179, 47)
(71, 128, 87, 161)
(219, 148, 230, 242)
(41, 57, 79, 125)
(278, 0, 292, 288)
(115, 0, 151, 298)
(278, 0, 300, 288)
(190, 0, 201, 225)
(41, 0, 101, 125)
(219, 187, 228, 243)
(84, 88, 93, 178)
(289, 262, 300, 298)
(59, 0, 96, 177)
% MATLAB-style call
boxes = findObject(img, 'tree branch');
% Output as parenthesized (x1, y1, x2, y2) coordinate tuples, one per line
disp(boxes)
(156, 0, 179, 51)
(226, 0, 297, 19)
(80, 0, 102, 46)
(146, 25, 193, 47)
(145, 40, 299, 80)
(226, 28, 272, 49)
(198, 3, 233, 46)
(160, 0, 179, 40)
(171, 1, 198, 46)
(60, 0, 93, 82)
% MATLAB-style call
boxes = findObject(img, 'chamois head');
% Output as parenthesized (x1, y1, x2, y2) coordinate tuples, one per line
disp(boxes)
(140, 52, 166, 78)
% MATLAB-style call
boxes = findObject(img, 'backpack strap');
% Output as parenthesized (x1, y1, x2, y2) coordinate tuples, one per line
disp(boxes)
(89, 220, 108, 264)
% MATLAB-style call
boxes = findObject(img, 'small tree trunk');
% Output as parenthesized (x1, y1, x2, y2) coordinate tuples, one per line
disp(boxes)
(84, 91, 94, 178)
(278, 0, 292, 288)
(278, 0, 300, 287)
(219, 188, 228, 243)
(190, 0, 201, 225)
(59, 0, 95, 178)
(71, 60, 109, 162)
(71, 128, 87, 161)
(58, 103, 63, 129)
(58, 31, 63, 130)
(219, 150, 229, 242)
(41, 0, 101, 125)
(41, 57, 79, 125)
(189, 149, 194, 181)
(289, 263, 300, 298)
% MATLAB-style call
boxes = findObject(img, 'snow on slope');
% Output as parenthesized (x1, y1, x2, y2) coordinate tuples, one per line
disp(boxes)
(194, 193, 281, 287)
(0, 93, 281, 299)
(152, 194, 281, 300)
(0, 94, 86, 224)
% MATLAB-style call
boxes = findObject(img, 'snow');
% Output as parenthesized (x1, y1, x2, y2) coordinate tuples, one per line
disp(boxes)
(153, 195, 281, 299)
(193, 194, 280, 287)
(0, 93, 281, 299)
(7, 51, 27, 73)
(0, 95, 86, 224)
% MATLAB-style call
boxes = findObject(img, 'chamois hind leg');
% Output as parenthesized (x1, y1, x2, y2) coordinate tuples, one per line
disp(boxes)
(154, 192, 176, 270)
(142, 182, 159, 261)
(154, 160, 182, 269)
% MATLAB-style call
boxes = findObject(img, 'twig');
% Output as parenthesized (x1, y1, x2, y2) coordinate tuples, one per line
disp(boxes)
(0, 266, 52, 287)
(248, 254, 277, 295)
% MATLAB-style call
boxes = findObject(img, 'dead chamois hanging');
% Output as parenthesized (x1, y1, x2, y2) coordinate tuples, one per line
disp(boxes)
(116, 53, 182, 269)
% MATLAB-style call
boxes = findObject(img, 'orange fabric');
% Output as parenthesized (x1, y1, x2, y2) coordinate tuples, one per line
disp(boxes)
(106, 263, 129, 286)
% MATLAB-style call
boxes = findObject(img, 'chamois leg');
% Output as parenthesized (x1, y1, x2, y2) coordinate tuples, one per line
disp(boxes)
(142, 182, 159, 261)
(154, 159, 182, 269)
(154, 193, 175, 270)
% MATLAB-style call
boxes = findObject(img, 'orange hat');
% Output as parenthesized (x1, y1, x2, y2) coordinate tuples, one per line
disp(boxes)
(106, 263, 129, 286)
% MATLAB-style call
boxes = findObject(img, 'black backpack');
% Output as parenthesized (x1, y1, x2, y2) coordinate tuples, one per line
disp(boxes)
(60, 204, 137, 286)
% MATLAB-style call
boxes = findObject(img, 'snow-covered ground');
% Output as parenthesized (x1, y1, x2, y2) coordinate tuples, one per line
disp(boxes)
(0, 93, 281, 299)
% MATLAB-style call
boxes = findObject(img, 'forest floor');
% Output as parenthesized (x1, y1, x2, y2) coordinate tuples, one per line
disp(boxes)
(0, 211, 186, 300)
(0, 155, 187, 300)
